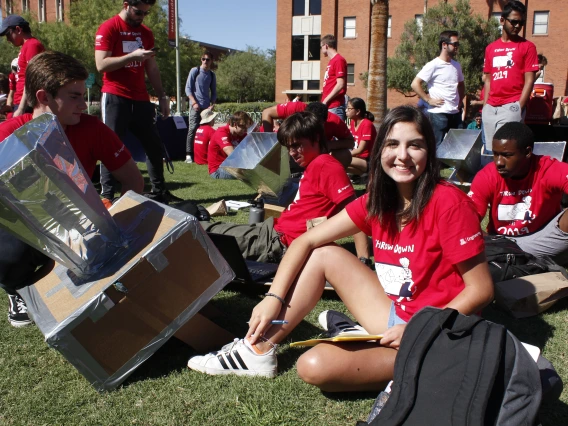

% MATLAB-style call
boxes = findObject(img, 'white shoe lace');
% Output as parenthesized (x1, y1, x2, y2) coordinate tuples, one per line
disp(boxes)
(15, 297, 28, 314)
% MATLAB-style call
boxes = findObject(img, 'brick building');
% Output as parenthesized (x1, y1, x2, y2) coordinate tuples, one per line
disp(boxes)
(1, 0, 71, 23)
(276, 0, 568, 107)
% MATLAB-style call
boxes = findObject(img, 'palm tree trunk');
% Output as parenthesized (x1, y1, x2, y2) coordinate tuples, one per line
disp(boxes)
(367, 0, 389, 123)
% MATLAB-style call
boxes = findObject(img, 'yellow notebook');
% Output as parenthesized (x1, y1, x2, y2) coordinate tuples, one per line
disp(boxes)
(290, 334, 384, 347)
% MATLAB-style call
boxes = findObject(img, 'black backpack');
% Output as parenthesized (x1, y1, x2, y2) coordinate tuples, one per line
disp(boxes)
(358, 307, 542, 426)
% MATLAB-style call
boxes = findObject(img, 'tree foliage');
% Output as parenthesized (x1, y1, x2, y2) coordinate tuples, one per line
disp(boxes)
(0, 0, 201, 101)
(387, 0, 500, 97)
(215, 47, 276, 103)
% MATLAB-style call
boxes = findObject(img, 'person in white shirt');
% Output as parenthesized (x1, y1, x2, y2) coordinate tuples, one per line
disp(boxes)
(411, 30, 465, 146)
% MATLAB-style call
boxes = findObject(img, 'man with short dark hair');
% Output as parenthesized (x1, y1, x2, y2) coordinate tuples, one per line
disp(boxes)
(469, 122, 568, 265)
(0, 15, 45, 117)
(320, 34, 347, 121)
(411, 30, 464, 146)
(467, 112, 482, 130)
(482, 0, 538, 151)
(95, 0, 182, 204)
(185, 51, 217, 164)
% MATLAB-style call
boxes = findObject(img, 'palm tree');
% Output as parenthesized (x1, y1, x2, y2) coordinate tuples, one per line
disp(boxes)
(367, 0, 389, 123)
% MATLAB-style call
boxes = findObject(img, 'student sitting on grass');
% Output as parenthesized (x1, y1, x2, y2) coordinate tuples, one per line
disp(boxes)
(193, 108, 218, 165)
(345, 97, 376, 179)
(188, 106, 494, 392)
(207, 111, 252, 179)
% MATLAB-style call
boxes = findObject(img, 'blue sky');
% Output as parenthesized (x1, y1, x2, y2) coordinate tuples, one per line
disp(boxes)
(177, 1, 276, 52)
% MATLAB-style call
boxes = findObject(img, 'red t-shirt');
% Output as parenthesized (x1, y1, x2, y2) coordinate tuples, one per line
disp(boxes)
(349, 118, 376, 159)
(469, 155, 568, 236)
(8, 72, 16, 91)
(275, 102, 351, 142)
(95, 15, 154, 101)
(0, 113, 131, 177)
(274, 154, 354, 246)
(322, 54, 347, 109)
(14, 37, 45, 105)
(347, 182, 484, 322)
(194, 124, 215, 165)
(483, 38, 538, 106)
(207, 124, 246, 174)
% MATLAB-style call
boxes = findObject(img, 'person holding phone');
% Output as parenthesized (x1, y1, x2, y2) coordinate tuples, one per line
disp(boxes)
(94, 0, 182, 205)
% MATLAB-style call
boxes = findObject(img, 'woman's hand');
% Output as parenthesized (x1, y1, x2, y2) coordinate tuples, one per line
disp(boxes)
(246, 296, 284, 345)
(379, 324, 406, 349)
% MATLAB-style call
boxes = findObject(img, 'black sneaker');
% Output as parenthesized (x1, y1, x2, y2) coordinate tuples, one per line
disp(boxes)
(143, 190, 183, 205)
(162, 190, 184, 204)
(318, 310, 368, 337)
(8, 294, 32, 328)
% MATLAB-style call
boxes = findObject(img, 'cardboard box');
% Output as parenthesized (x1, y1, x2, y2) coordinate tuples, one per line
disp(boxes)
(264, 203, 285, 219)
(19, 191, 235, 391)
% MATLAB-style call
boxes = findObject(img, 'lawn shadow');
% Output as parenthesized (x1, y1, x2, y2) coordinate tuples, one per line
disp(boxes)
(193, 194, 256, 206)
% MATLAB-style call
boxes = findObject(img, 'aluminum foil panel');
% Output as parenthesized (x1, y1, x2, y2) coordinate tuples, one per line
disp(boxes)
(480, 141, 567, 168)
(437, 129, 482, 176)
(0, 113, 127, 278)
(220, 132, 290, 197)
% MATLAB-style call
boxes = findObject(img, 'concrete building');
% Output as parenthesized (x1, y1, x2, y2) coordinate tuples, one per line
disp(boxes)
(276, 0, 568, 107)
(1, 0, 70, 23)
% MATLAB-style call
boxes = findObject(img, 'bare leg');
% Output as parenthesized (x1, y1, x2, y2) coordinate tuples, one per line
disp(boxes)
(557, 209, 568, 233)
(330, 149, 352, 169)
(297, 342, 397, 392)
(347, 157, 368, 175)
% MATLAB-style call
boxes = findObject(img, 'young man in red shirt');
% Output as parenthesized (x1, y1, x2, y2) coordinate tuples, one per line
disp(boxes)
(0, 51, 144, 327)
(193, 109, 218, 165)
(469, 122, 568, 266)
(482, 0, 538, 151)
(0, 15, 45, 118)
(207, 111, 252, 179)
(320, 34, 347, 121)
(201, 111, 358, 263)
(95, 0, 182, 204)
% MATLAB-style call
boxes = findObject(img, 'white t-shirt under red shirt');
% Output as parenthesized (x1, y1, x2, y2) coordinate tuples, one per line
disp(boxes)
(194, 125, 215, 165)
(207, 124, 246, 174)
(274, 154, 354, 246)
(416, 57, 464, 114)
(322, 54, 347, 109)
(483, 37, 538, 107)
(349, 118, 376, 159)
(346, 182, 484, 322)
(95, 15, 154, 101)
(469, 155, 568, 236)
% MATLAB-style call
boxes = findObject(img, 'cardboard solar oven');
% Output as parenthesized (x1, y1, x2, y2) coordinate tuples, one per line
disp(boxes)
(0, 113, 127, 278)
(437, 129, 482, 187)
(220, 132, 291, 198)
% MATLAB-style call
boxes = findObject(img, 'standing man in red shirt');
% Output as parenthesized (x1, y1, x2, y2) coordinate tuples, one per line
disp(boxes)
(482, 0, 538, 151)
(320, 34, 347, 121)
(0, 15, 45, 117)
(95, 0, 182, 205)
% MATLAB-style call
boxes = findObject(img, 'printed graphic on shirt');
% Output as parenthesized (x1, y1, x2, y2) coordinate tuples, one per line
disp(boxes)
(376, 257, 415, 302)
(497, 195, 535, 222)
(493, 50, 515, 69)
(122, 38, 144, 53)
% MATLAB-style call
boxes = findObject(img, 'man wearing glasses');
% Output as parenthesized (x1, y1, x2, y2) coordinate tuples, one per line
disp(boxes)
(184, 52, 217, 164)
(0, 15, 45, 118)
(95, 0, 182, 205)
(482, 0, 538, 152)
(411, 30, 464, 147)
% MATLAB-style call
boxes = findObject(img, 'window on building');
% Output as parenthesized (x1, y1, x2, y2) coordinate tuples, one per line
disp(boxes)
(293, 0, 305, 17)
(291, 80, 303, 90)
(56, 0, 64, 22)
(533, 11, 549, 35)
(38, 0, 46, 22)
(344, 17, 356, 38)
(307, 80, 320, 90)
(292, 36, 304, 61)
(388, 16, 392, 38)
(491, 12, 503, 34)
(308, 35, 320, 61)
(415, 14, 423, 34)
(22, 0, 29, 12)
(347, 64, 355, 84)
(309, 0, 321, 16)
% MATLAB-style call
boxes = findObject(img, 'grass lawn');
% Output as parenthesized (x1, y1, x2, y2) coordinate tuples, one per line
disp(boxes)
(1, 161, 567, 425)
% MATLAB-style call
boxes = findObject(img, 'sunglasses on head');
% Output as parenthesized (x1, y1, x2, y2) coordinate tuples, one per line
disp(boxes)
(130, 6, 151, 16)
(201, 57, 211, 62)
(505, 18, 525, 27)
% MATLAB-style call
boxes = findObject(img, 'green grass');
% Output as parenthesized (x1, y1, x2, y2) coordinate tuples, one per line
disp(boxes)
(0, 161, 567, 425)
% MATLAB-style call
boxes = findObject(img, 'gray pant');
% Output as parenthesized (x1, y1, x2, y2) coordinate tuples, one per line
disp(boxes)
(482, 101, 525, 151)
(186, 106, 202, 156)
(200, 217, 285, 263)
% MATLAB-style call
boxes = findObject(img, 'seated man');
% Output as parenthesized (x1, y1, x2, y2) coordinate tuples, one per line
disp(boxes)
(0, 51, 144, 327)
(261, 101, 354, 168)
(201, 111, 359, 264)
(207, 111, 252, 179)
(469, 122, 568, 265)
(193, 109, 218, 165)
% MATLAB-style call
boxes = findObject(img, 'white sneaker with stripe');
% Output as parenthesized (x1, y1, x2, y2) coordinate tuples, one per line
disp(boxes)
(187, 338, 277, 378)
